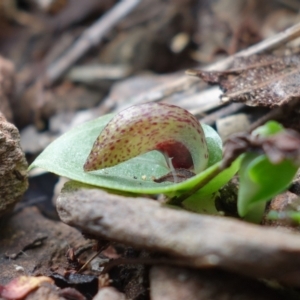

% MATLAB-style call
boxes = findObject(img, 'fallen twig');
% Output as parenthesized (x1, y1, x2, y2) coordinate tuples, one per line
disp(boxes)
(207, 21, 300, 71)
(45, 0, 142, 85)
(57, 182, 300, 287)
(200, 103, 245, 125)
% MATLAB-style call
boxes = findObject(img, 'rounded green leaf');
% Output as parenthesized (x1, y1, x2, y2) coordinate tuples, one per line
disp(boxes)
(252, 120, 284, 137)
(202, 123, 222, 167)
(29, 114, 224, 195)
(238, 153, 298, 217)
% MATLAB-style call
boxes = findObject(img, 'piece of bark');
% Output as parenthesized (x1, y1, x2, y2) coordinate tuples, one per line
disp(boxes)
(0, 56, 14, 122)
(57, 182, 300, 287)
(150, 266, 286, 300)
(0, 112, 28, 219)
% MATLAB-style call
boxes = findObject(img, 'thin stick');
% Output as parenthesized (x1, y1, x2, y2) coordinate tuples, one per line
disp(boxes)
(45, 0, 142, 85)
(199, 103, 245, 125)
(205, 21, 300, 71)
(76, 249, 103, 273)
(117, 76, 200, 111)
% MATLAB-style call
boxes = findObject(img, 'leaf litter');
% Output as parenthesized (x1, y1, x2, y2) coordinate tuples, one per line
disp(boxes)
(188, 53, 300, 107)
(222, 127, 300, 168)
(4, 1, 299, 299)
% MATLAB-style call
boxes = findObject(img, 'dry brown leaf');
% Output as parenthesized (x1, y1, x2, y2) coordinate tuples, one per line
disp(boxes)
(0, 276, 53, 300)
(222, 128, 300, 168)
(188, 54, 300, 107)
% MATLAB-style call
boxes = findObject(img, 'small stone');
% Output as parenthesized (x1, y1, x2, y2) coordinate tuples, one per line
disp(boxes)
(0, 112, 28, 219)
(93, 287, 125, 300)
(0, 56, 14, 122)
(216, 113, 250, 141)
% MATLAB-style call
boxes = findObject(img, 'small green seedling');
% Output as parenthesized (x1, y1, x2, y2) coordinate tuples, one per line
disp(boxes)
(29, 103, 299, 223)
(237, 121, 299, 221)
(29, 103, 237, 207)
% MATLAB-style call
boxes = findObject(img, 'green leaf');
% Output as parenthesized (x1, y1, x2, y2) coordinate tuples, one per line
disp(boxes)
(179, 156, 241, 212)
(242, 202, 267, 224)
(267, 210, 300, 223)
(252, 120, 284, 137)
(182, 193, 219, 215)
(202, 123, 222, 167)
(191, 155, 241, 197)
(238, 153, 298, 217)
(29, 114, 224, 195)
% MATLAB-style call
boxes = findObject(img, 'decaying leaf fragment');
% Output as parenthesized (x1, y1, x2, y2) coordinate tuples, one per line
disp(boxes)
(0, 276, 54, 300)
(188, 54, 300, 107)
(0, 112, 28, 218)
(153, 168, 195, 183)
(222, 128, 300, 168)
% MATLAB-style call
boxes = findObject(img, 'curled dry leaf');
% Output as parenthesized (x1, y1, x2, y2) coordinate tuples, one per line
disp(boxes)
(262, 129, 300, 164)
(222, 128, 300, 168)
(0, 112, 28, 218)
(188, 54, 300, 107)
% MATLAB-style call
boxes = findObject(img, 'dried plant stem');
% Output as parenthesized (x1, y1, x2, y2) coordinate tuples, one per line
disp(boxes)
(207, 22, 300, 71)
(76, 249, 103, 273)
(200, 103, 245, 125)
(45, 0, 142, 85)
(76, 242, 109, 273)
